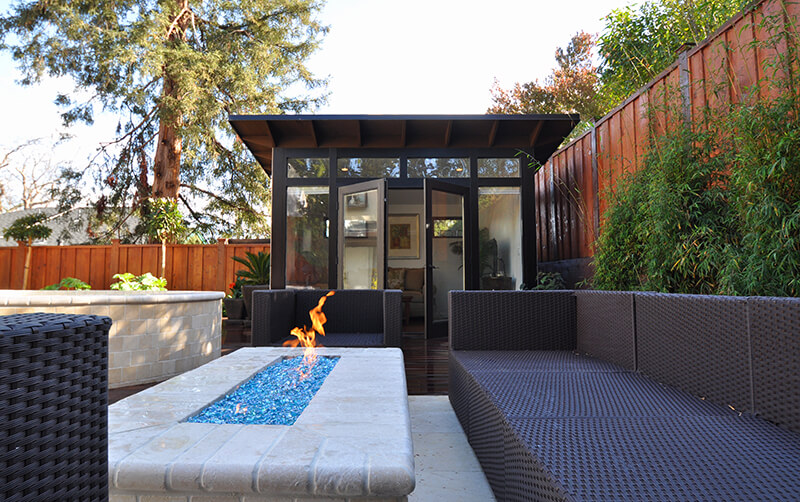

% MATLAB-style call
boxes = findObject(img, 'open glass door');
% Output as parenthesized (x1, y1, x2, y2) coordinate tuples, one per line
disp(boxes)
(338, 179, 387, 289)
(424, 180, 472, 338)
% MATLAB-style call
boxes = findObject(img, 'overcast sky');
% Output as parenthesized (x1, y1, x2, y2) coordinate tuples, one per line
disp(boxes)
(0, 0, 633, 166)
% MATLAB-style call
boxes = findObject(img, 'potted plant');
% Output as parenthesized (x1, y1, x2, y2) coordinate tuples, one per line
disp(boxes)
(223, 277, 246, 320)
(232, 251, 270, 319)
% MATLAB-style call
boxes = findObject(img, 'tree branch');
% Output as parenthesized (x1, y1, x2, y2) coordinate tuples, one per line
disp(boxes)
(180, 183, 259, 215)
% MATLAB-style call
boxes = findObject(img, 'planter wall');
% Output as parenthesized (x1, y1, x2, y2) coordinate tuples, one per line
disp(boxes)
(0, 290, 223, 388)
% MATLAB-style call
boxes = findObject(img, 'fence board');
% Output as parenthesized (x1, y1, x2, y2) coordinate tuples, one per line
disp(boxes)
(533, 0, 796, 264)
(0, 242, 270, 291)
(0, 248, 11, 288)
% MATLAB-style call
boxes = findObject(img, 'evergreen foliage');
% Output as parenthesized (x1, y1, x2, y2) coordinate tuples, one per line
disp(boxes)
(2, 212, 52, 243)
(0, 0, 328, 240)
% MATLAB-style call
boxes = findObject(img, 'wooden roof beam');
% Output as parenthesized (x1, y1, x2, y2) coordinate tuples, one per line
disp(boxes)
(444, 120, 453, 147)
(241, 135, 275, 149)
(529, 121, 544, 147)
(488, 120, 499, 147)
(261, 121, 276, 147)
(400, 120, 407, 147)
(307, 120, 318, 147)
(355, 119, 362, 147)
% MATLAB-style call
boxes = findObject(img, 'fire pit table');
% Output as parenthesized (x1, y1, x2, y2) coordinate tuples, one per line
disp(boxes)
(108, 347, 414, 501)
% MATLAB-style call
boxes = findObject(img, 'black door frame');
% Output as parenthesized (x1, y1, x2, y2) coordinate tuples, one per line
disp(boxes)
(271, 147, 537, 292)
(424, 179, 474, 338)
(337, 179, 387, 289)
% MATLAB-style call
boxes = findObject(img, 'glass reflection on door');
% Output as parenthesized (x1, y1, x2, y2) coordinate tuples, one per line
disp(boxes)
(341, 189, 380, 289)
(430, 189, 465, 326)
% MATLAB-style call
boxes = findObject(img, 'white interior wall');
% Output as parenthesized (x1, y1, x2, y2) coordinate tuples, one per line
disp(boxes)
(480, 189, 522, 288)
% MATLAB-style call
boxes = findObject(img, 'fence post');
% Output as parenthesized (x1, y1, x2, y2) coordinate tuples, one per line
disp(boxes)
(677, 43, 694, 123)
(590, 126, 600, 240)
(14, 241, 26, 289)
(109, 239, 120, 288)
(217, 238, 227, 292)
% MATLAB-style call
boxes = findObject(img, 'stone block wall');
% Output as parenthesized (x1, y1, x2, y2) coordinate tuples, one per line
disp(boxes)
(0, 290, 223, 388)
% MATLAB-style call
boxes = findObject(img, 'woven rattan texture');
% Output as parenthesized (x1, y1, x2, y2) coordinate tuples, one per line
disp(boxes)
(0, 313, 110, 502)
(575, 290, 636, 370)
(476, 371, 733, 419)
(448, 291, 576, 351)
(635, 292, 752, 413)
(748, 296, 800, 434)
(451, 350, 622, 373)
(466, 385, 507, 500)
(382, 289, 403, 347)
(448, 353, 478, 436)
(252, 289, 295, 345)
(295, 290, 384, 334)
(508, 416, 800, 501)
(503, 422, 572, 502)
(253, 289, 400, 347)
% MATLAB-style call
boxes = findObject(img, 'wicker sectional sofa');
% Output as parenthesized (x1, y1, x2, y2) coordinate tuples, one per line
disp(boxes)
(449, 290, 800, 501)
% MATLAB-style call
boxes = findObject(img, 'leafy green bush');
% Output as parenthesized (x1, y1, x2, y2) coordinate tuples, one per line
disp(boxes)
(593, 98, 798, 297)
(42, 277, 92, 290)
(521, 271, 567, 290)
(110, 272, 167, 291)
(724, 95, 800, 297)
(233, 251, 270, 285)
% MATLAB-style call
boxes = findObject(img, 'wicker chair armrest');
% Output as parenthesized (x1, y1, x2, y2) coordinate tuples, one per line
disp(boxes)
(449, 290, 577, 351)
(383, 289, 403, 347)
(251, 290, 296, 346)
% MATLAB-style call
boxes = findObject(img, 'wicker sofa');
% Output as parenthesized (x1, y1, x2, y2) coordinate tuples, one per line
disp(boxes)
(449, 290, 800, 501)
(251, 288, 402, 347)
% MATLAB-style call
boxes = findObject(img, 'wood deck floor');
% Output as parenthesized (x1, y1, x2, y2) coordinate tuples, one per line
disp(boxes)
(110, 318, 449, 404)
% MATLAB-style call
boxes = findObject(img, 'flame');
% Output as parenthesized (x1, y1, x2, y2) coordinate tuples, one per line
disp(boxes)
(283, 291, 335, 378)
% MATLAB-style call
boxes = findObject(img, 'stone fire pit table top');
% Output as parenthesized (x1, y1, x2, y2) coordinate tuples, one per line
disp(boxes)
(108, 347, 415, 501)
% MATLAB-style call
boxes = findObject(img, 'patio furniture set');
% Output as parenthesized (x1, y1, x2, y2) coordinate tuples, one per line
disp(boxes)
(3, 289, 799, 501)
(448, 290, 800, 501)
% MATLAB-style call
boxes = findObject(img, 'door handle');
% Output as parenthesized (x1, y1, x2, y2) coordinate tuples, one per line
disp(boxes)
(427, 264, 438, 269)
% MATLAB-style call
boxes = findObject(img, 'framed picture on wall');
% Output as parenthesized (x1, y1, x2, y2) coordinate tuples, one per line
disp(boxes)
(388, 214, 419, 259)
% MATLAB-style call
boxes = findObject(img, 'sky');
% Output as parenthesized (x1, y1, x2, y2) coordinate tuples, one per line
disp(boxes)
(0, 0, 633, 169)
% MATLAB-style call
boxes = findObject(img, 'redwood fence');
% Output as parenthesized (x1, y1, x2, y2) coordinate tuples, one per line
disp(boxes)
(536, 0, 799, 264)
(0, 240, 270, 291)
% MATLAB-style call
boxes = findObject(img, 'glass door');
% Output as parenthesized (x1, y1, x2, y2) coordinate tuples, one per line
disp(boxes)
(338, 179, 387, 289)
(424, 180, 472, 338)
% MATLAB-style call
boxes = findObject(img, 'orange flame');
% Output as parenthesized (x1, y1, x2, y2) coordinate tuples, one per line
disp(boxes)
(283, 291, 335, 378)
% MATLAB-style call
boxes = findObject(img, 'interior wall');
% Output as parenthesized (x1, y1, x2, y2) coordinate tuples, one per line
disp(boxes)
(480, 190, 522, 289)
(387, 189, 424, 269)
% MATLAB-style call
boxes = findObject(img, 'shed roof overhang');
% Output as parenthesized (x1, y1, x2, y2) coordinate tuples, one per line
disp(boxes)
(228, 114, 580, 175)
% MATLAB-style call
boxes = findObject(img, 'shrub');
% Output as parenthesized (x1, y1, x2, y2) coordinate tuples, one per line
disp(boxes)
(110, 272, 167, 291)
(593, 122, 736, 294)
(42, 277, 91, 290)
(232, 251, 270, 285)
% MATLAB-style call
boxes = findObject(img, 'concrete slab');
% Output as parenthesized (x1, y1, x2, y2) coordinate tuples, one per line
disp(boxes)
(407, 396, 495, 501)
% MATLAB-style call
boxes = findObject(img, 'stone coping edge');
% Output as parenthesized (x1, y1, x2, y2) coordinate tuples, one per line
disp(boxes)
(0, 290, 224, 306)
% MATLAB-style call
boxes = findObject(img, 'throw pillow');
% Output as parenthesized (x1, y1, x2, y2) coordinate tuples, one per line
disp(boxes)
(405, 267, 424, 291)
(387, 267, 406, 289)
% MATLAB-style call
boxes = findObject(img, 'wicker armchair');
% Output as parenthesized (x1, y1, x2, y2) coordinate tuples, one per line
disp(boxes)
(251, 289, 402, 347)
(1, 313, 110, 502)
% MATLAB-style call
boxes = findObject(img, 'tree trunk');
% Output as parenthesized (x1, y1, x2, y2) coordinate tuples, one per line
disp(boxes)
(152, 89, 182, 199)
(161, 238, 167, 278)
(152, 1, 189, 200)
(22, 237, 32, 289)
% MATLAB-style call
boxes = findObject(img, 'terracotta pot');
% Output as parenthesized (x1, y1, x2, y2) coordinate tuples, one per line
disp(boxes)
(223, 298, 246, 320)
